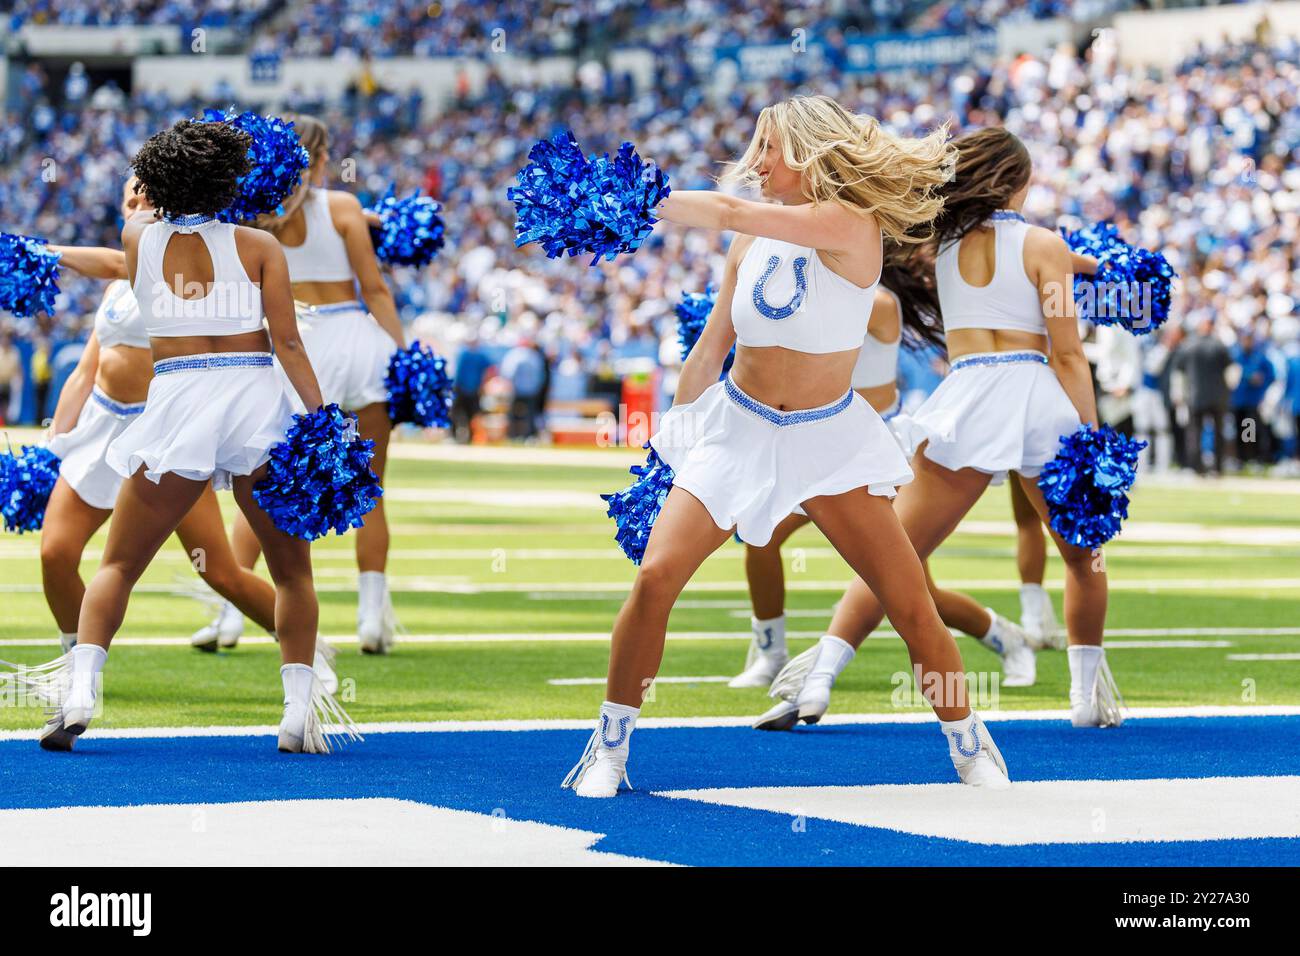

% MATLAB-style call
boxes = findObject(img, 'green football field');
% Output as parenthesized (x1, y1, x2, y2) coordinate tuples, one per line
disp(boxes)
(2, 440, 1298, 730)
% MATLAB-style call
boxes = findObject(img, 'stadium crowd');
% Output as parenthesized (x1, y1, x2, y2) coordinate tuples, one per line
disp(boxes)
(1, 21, 1298, 471)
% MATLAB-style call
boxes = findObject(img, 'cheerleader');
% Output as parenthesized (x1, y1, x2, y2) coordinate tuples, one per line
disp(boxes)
(732, 260, 1055, 700)
(212, 114, 403, 655)
(757, 127, 1120, 730)
(42, 182, 337, 689)
(23, 119, 338, 752)
(563, 95, 1013, 797)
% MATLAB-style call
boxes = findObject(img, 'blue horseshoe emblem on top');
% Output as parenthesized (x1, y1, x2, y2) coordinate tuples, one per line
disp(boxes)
(600, 713, 631, 748)
(752, 254, 809, 320)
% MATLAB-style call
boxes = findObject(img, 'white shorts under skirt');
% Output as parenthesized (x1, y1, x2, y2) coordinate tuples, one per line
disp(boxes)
(106, 353, 296, 491)
(285, 301, 394, 413)
(46, 387, 146, 510)
(891, 350, 1081, 484)
(649, 376, 914, 548)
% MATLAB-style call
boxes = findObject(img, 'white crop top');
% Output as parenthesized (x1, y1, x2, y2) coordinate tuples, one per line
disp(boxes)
(731, 235, 881, 354)
(132, 217, 263, 338)
(851, 286, 902, 390)
(93, 279, 150, 349)
(935, 213, 1045, 335)
(280, 188, 354, 283)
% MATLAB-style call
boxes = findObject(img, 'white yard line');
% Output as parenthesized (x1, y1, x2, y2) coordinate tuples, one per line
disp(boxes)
(1, 704, 1297, 742)
(1225, 653, 1300, 661)
(547, 676, 733, 686)
(2, 627, 1295, 649)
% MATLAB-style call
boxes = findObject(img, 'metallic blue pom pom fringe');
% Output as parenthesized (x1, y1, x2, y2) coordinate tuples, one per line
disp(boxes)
(1038, 424, 1146, 549)
(0, 445, 61, 534)
(601, 445, 676, 565)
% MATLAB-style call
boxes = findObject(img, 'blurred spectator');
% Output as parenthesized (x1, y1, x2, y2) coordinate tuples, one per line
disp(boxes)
(1174, 318, 1233, 475)
(0, 333, 21, 425)
(451, 332, 493, 443)
(1231, 328, 1277, 466)
(501, 337, 548, 441)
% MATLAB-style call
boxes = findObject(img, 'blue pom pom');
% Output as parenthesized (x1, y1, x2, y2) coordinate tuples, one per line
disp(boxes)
(1037, 424, 1146, 549)
(1061, 222, 1177, 336)
(675, 287, 734, 375)
(200, 109, 311, 223)
(0, 233, 62, 319)
(367, 185, 446, 267)
(252, 404, 383, 541)
(0, 445, 61, 533)
(600, 445, 676, 564)
(384, 340, 453, 428)
(508, 130, 671, 265)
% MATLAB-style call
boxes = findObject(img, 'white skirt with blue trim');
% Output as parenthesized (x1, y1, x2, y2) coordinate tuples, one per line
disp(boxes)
(46, 386, 146, 510)
(890, 350, 1081, 484)
(284, 301, 395, 413)
(649, 376, 914, 548)
(105, 352, 296, 490)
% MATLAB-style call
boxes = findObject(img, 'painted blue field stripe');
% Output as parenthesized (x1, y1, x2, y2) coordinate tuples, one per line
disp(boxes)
(2, 716, 1297, 866)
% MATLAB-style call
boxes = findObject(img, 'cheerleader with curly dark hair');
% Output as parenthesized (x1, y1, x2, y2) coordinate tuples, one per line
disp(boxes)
(9, 119, 347, 753)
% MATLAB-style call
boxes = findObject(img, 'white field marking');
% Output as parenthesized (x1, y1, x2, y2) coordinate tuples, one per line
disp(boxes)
(0, 799, 668, 867)
(656, 776, 1300, 845)
(548, 676, 733, 686)
(1103, 640, 1233, 648)
(1226, 653, 1300, 661)
(3, 626, 1297, 649)
(1, 705, 1297, 742)
(387, 441, 641, 469)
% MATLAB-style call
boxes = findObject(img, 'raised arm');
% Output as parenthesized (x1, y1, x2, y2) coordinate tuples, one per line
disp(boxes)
(46, 245, 128, 281)
(332, 191, 404, 347)
(1029, 227, 1097, 427)
(657, 191, 872, 253)
(674, 237, 749, 406)
(48, 332, 101, 436)
(247, 229, 325, 411)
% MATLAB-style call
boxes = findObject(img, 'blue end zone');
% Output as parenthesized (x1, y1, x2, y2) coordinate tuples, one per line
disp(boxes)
(2, 716, 1297, 866)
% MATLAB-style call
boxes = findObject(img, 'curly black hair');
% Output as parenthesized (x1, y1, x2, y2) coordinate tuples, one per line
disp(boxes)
(129, 120, 252, 220)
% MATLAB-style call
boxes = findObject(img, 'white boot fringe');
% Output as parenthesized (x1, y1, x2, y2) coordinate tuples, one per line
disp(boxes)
(301, 674, 363, 754)
(766, 644, 818, 703)
(1093, 655, 1126, 728)
(560, 727, 633, 793)
(0, 653, 71, 710)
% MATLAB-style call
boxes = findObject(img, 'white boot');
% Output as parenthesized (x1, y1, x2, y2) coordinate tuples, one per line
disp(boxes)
(978, 609, 1037, 687)
(313, 640, 339, 696)
(941, 711, 1010, 789)
(1019, 584, 1063, 650)
(1069, 645, 1125, 727)
(561, 701, 638, 798)
(217, 601, 244, 649)
(39, 644, 106, 752)
(277, 661, 362, 754)
(357, 572, 396, 655)
(728, 615, 789, 688)
(753, 635, 854, 730)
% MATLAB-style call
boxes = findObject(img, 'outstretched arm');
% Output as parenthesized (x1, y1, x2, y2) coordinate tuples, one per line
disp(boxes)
(657, 191, 871, 253)
(47, 245, 128, 280)
(49, 332, 100, 436)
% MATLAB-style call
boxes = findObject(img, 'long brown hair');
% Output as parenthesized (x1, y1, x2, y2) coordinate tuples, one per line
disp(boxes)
(880, 241, 945, 353)
(255, 113, 330, 234)
(931, 127, 1031, 247)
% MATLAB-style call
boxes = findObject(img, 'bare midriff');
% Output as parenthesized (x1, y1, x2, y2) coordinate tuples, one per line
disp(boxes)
(946, 327, 1048, 361)
(290, 278, 359, 307)
(149, 329, 273, 363)
(731, 344, 859, 411)
(95, 345, 153, 405)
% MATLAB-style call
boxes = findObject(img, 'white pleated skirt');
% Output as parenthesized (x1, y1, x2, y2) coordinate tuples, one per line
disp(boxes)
(283, 301, 394, 413)
(649, 376, 914, 547)
(890, 351, 1081, 484)
(106, 353, 296, 491)
(46, 387, 146, 510)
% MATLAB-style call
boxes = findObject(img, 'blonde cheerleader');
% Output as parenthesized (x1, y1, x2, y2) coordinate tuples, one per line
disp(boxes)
(761, 127, 1121, 729)
(563, 96, 1013, 797)
(210, 114, 404, 655)
(9, 119, 352, 753)
(733, 255, 1055, 711)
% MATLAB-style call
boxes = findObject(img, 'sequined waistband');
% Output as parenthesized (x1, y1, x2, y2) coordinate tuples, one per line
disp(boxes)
(91, 387, 145, 416)
(153, 352, 274, 376)
(302, 300, 364, 317)
(724, 376, 853, 427)
(950, 350, 1049, 372)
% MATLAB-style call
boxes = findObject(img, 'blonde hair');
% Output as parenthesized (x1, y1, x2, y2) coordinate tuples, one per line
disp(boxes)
(722, 95, 955, 244)
(255, 113, 330, 234)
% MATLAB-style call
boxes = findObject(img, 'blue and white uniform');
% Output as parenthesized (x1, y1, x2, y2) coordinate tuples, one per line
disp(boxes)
(851, 285, 902, 419)
(280, 188, 394, 412)
(46, 280, 150, 509)
(892, 212, 1080, 483)
(649, 235, 913, 547)
(105, 216, 297, 489)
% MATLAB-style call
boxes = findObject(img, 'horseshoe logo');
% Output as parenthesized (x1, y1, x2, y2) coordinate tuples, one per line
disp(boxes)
(751, 255, 809, 320)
